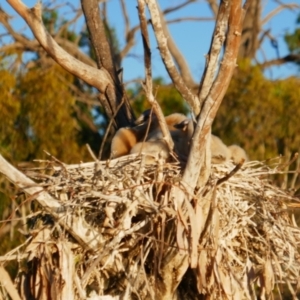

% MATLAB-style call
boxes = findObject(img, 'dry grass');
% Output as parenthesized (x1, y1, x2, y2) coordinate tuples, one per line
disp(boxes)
(1, 155, 300, 299)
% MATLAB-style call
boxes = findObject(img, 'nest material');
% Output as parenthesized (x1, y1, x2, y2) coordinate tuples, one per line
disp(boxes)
(3, 155, 300, 299)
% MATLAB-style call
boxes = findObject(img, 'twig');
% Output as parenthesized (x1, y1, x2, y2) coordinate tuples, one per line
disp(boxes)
(0, 154, 101, 250)
(217, 161, 244, 185)
(198, 0, 230, 105)
(145, 0, 199, 114)
(0, 266, 22, 300)
(98, 97, 125, 160)
(86, 144, 98, 161)
(162, 0, 196, 15)
(6, 0, 111, 94)
(138, 0, 174, 151)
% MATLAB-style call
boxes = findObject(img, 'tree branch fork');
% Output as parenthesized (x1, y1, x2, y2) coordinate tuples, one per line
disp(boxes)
(4, 0, 249, 296)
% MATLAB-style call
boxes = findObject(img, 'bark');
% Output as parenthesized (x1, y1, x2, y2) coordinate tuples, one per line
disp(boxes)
(138, 0, 174, 152)
(145, 0, 200, 114)
(158, 8, 197, 88)
(81, 0, 135, 128)
(7, 0, 134, 128)
(198, 0, 231, 105)
(259, 53, 300, 68)
(239, 0, 261, 59)
(0, 266, 22, 300)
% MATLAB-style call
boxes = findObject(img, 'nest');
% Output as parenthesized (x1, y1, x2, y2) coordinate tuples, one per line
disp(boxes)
(2, 155, 300, 299)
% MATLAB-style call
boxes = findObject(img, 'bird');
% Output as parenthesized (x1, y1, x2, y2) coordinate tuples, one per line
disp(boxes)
(135, 109, 187, 131)
(130, 139, 169, 163)
(111, 109, 248, 166)
(228, 144, 248, 165)
(110, 127, 139, 158)
(211, 135, 231, 164)
(111, 110, 189, 158)
(130, 116, 194, 163)
(172, 118, 194, 160)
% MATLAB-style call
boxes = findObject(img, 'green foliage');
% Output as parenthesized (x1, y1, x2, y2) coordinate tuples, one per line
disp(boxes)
(213, 60, 300, 161)
(0, 62, 101, 258)
(284, 13, 300, 68)
(0, 61, 102, 164)
(129, 77, 189, 117)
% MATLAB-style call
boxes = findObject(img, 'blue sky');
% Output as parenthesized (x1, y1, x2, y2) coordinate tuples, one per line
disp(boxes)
(2, 0, 299, 83)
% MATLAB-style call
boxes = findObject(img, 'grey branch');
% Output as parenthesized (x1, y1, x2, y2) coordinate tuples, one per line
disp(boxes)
(158, 8, 197, 88)
(6, 0, 112, 94)
(198, 0, 230, 105)
(145, 0, 200, 114)
(138, 0, 174, 151)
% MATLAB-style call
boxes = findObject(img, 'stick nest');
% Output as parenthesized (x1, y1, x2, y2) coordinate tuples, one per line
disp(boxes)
(5, 155, 300, 299)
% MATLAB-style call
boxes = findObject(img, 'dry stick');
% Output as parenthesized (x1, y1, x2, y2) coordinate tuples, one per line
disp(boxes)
(145, 0, 199, 115)
(171, 0, 247, 272)
(216, 161, 244, 185)
(98, 97, 125, 160)
(86, 143, 98, 161)
(158, 9, 196, 87)
(136, 107, 155, 156)
(6, 0, 112, 98)
(290, 152, 300, 190)
(138, 0, 174, 151)
(0, 266, 22, 300)
(0, 155, 101, 250)
(277, 152, 298, 172)
(185, 0, 248, 192)
(198, 0, 230, 105)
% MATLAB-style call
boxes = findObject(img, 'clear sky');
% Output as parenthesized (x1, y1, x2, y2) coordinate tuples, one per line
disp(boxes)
(2, 0, 299, 83)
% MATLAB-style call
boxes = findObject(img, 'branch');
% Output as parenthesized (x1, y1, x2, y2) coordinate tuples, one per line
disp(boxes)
(167, 17, 215, 24)
(206, 0, 219, 17)
(138, 0, 174, 151)
(120, 0, 130, 41)
(81, 0, 135, 127)
(6, 0, 111, 94)
(262, 2, 299, 25)
(0, 8, 97, 67)
(169, 0, 246, 272)
(81, 0, 117, 79)
(162, 0, 196, 15)
(198, 0, 230, 105)
(0, 266, 22, 300)
(258, 54, 300, 68)
(158, 8, 197, 88)
(193, 0, 245, 163)
(145, 0, 200, 114)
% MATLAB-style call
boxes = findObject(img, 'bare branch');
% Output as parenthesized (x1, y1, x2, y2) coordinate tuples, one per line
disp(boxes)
(167, 17, 215, 24)
(81, 0, 117, 79)
(198, 0, 230, 105)
(206, 0, 219, 17)
(183, 0, 245, 198)
(0, 266, 22, 300)
(119, 15, 214, 61)
(145, 0, 200, 114)
(0, 9, 97, 67)
(120, 0, 130, 40)
(158, 9, 197, 88)
(162, 0, 197, 15)
(54, 7, 83, 40)
(138, 0, 174, 151)
(81, 0, 135, 127)
(262, 2, 299, 25)
(258, 54, 300, 68)
(6, 0, 111, 94)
